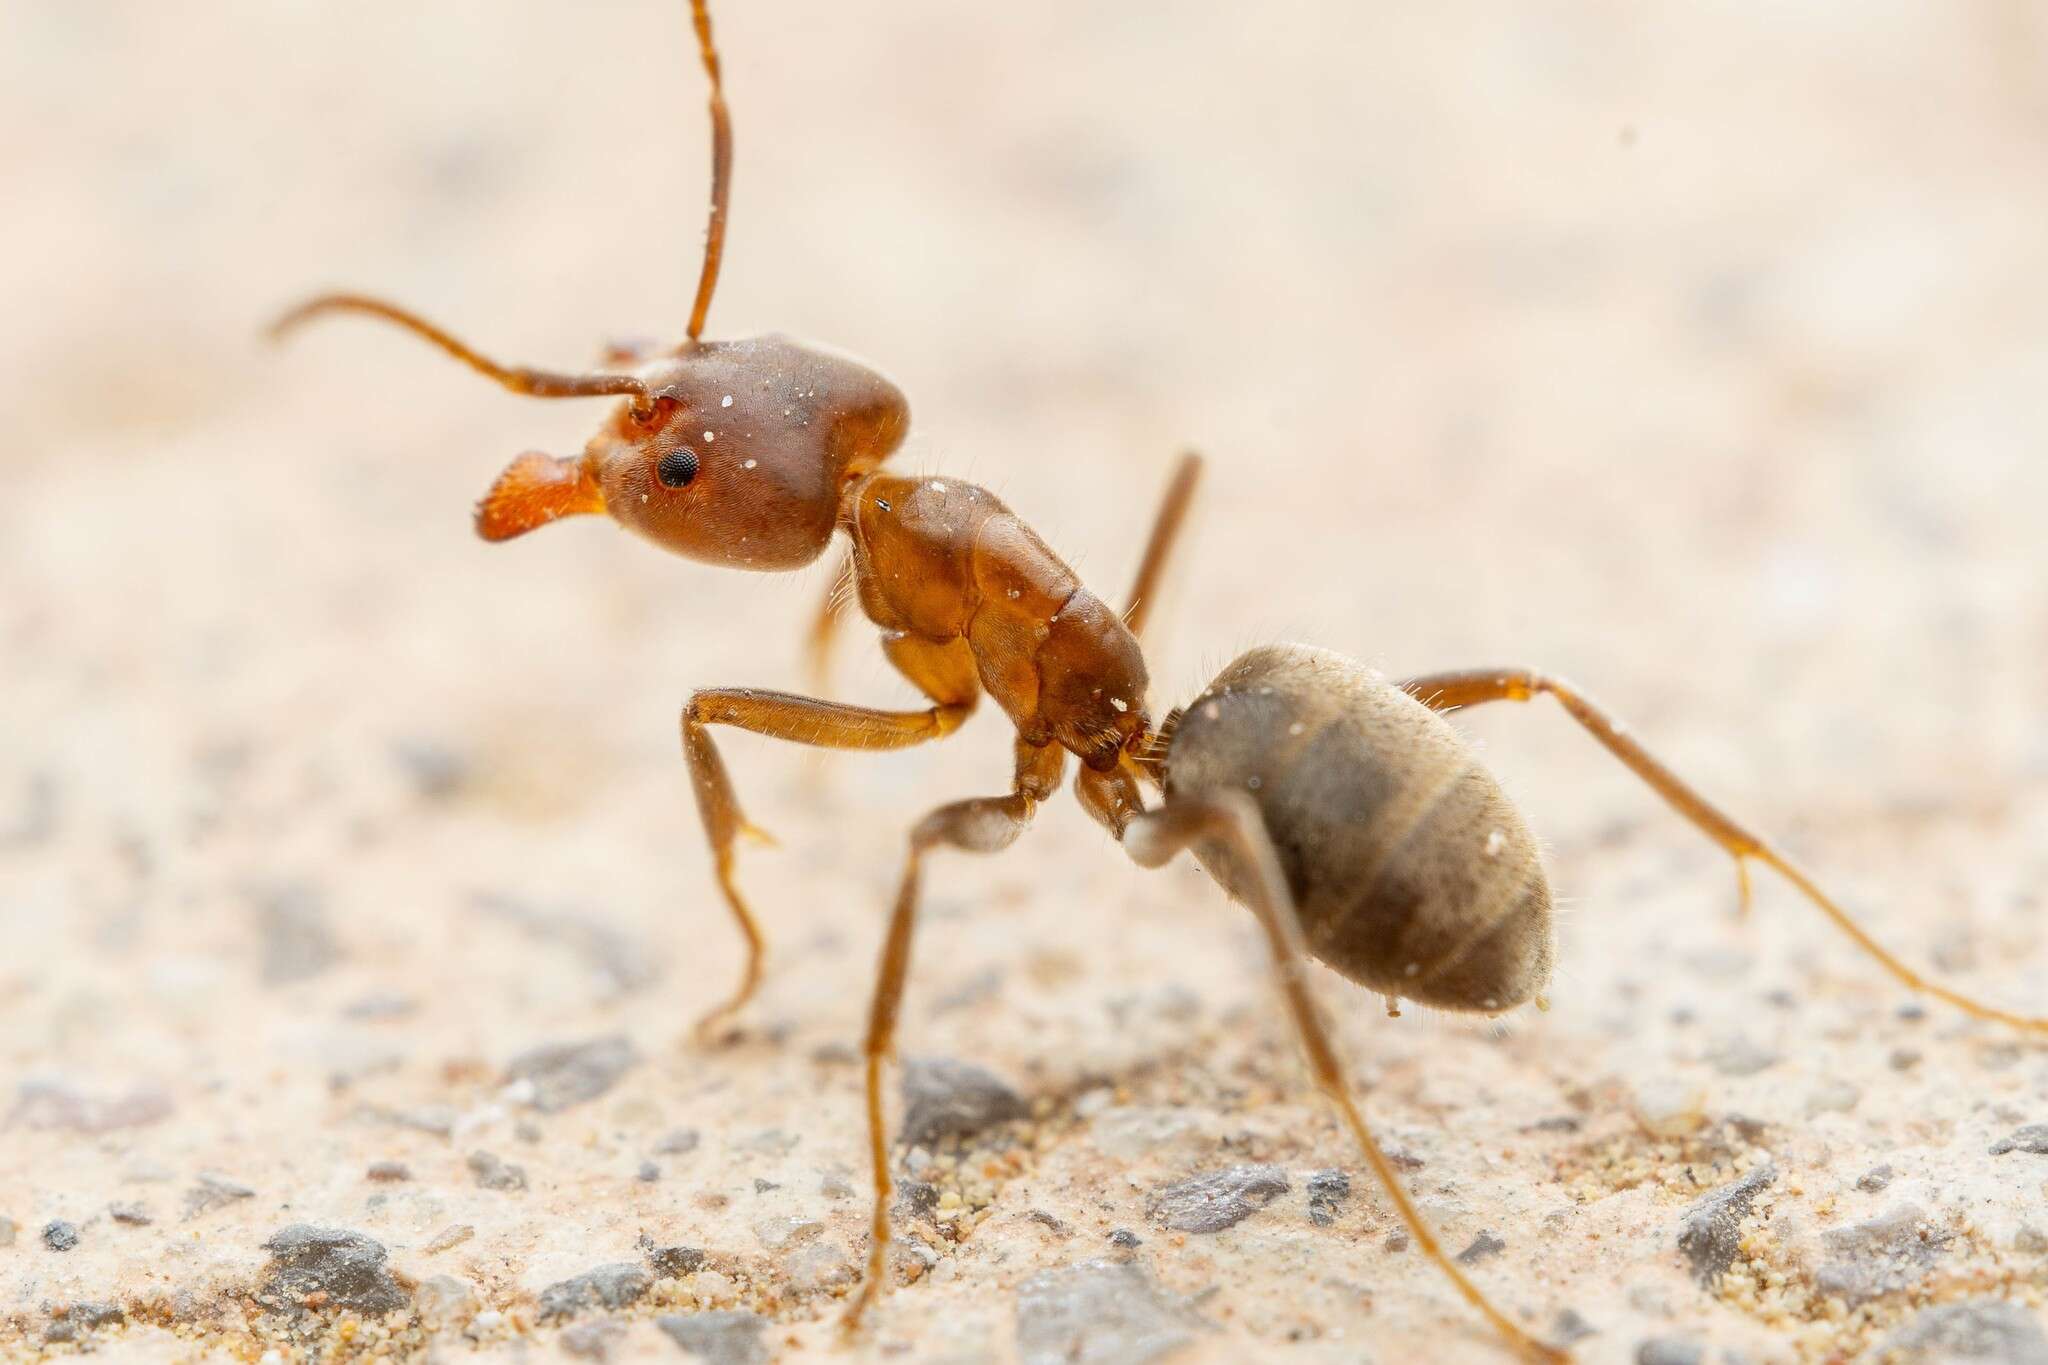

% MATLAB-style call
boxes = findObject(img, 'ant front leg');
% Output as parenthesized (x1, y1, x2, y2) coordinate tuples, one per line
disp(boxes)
(1399, 668, 2048, 1034)
(841, 738, 1067, 1334)
(681, 634, 979, 1041)
(1117, 790, 1568, 1365)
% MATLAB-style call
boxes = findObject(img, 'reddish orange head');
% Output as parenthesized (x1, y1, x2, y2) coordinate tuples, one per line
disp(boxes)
(477, 336, 908, 570)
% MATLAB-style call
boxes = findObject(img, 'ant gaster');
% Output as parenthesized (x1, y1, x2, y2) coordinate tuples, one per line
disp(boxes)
(272, 6, 2047, 1362)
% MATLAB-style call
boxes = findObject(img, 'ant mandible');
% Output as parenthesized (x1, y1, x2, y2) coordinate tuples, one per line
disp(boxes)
(271, 5, 2047, 1362)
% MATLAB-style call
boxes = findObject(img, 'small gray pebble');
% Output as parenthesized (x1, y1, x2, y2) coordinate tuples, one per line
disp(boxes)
(1145, 1164, 1289, 1234)
(1856, 1164, 1895, 1193)
(184, 1173, 255, 1219)
(1815, 1204, 1951, 1307)
(1676, 1165, 1776, 1285)
(108, 1201, 152, 1225)
(365, 1161, 411, 1183)
(503, 1036, 639, 1114)
(898, 1057, 1026, 1148)
(647, 1245, 705, 1278)
(1635, 1339, 1703, 1365)
(657, 1310, 770, 1365)
(637, 1161, 661, 1183)
(261, 1224, 409, 1314)
(1456, 1230, 1507, 1264)
(1990, 1124, 2048, 1157)
(1553, 1309, 1597, 1345)
(42, 1220, 79, 1252)
(1015, 1259, 1197, 1365)
(1107, 1228, 1142, 1248)
(654, 1127, 701, 1156)
(560, 1318, 626, 1361)
(467, 1150, 528, 1192)
(1874, 1298, 2048, 1364)
(1306, 1168, 1350, 1227)
(537, 1263, 651, 1321)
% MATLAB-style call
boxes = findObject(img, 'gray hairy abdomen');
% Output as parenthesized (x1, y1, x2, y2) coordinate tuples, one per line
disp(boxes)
(1165, 644, 1554, 1013)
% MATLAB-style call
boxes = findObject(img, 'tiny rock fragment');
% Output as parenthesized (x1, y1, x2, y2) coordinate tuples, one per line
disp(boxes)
(1108, 1228, 1142, 1248)
(108, 1201, 152, 1225)
(537, 1263, 652, 1321)
(1016, 1259, 1198, 1365)
(42, 1220, 79, 1251)
(9, 1080, 173, 1133)
(647, 1244, 705, 1278)
(1307, 1168, 1350, 1226)
(254, 881, 340, 984)
(1703, 1033, 1778, 1077)
(365, 1161, 411, 1183)
(1553, 1310, 1597, 1345)
(1804, 1077, 1862, 1117)
(1676, 1164, 1776, 1286)
(468, 1150, 527, 1191)
(503, 1036, 639, 1113)
(781, 1238, 857, 1294)
(657, 1309, 770, 1365)
(1635, 1339, 1704, 1365)
(751, 1215, 824, 1252)
(414, 1274, 478, 1329)
(1989, 1124, 2048, 1156)
(654, 1127, 700, 1155)
(1146, 1164, 1290, 1234)
(184, 1172, 255, 1219)
(260, 1225, 410, 1315)
(1456, 1230, 1507, 1264)
(1872, 1298, 2048, 1364)
(1814, 1204, 1951, 1307)
(898, 1056, 1027, 1148)
(893, 1180, 940, 1219)
(1856, 1164, 1895, 1193)
(422, 1223, 474, 1254)
(561, 1319, 627, 1361)
(637, 1160, 661, 1183)
(389, 737, 471, 800)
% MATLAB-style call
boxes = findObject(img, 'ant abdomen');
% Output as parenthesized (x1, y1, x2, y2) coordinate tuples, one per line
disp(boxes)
(1162, 643, 1555, 1014)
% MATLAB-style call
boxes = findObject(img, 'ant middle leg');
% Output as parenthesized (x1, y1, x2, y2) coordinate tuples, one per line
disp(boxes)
(1117, 790, 1567, 1364)
(842, 739, 1067, 1334)
(682, 636, 980, 1040)
(1399, 667, 2047, 1034)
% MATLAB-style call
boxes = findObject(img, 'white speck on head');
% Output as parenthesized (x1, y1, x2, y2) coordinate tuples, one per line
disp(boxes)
(640, 493, 648, 503)
(721, 394, 733, 407)
(1109, 697, 1128, 713)
(1203, 702, 1221, 720)
(1483, 997, 1499, 1011)
(1403, 962, 1420, 977)
(1006, 587, 1020, 599)
(1258, 686, 1274, 696)
(930, 481, 946, 493)
(1484, 829, 1506, 857)
(703, 431, 715, 442)
(1288, 721, 1305, 736)
(1247, 776, 1262, 790)
(743, 458, 758, 470)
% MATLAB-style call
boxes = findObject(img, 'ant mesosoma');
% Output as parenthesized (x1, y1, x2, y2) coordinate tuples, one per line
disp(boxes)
(272, 5, 2044, 1359)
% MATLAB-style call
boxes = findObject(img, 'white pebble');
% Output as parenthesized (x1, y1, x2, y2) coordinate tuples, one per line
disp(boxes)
(743, 458, 758, 470)
(721, 394, 733, 407)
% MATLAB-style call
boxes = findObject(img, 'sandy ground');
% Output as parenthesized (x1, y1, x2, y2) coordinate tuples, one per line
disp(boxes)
(5, 2, 2048, 1362)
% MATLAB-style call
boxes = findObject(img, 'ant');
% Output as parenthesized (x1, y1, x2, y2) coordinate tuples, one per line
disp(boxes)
(270, 4, 2046, 1361)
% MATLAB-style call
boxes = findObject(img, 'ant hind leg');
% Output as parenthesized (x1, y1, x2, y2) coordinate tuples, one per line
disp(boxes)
(1118, 790, 1568, 1364)
(1398, 667, 2047, 1034)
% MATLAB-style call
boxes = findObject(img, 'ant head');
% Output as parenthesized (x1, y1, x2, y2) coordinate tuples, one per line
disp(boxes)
(476, 337, 908, 569)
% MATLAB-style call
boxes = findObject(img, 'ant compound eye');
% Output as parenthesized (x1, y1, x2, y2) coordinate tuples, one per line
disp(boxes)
(657, 446, 700, 488)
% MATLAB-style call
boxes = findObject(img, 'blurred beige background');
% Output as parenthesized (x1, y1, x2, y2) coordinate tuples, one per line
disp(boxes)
(4, 2, 2046, 1362)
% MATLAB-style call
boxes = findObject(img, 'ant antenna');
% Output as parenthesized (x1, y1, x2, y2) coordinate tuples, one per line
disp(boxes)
(685, 0, 732, 343)
(268, 294, 649, 402)
(1122, 451, 1204, 642)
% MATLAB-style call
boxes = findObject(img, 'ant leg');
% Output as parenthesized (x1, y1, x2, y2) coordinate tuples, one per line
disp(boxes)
(683, 638, 980, 1040)
(1399, 668, 2048, 1034)
(842, 739, 1067, 1334)
(269, 294, 650, 402)
(1121, 452, 1204, 642)
(805, 548, 856, 695)
(1118, 791, 1567, 1364)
